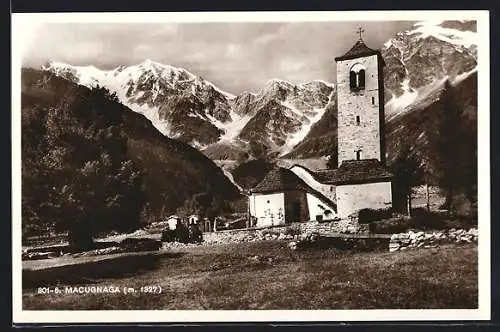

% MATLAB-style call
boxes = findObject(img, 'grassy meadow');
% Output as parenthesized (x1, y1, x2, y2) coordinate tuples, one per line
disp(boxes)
(23, 241, 477, 310)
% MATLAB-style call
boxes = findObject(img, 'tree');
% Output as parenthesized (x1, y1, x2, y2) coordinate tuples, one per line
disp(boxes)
(390, 145, 425, 216)
(176, 192, 217, 220)
(176, 197, 203, 218)
(22, 85, 146, 250)
(326, 146, 338, 169)
(434, 80, 472, 215)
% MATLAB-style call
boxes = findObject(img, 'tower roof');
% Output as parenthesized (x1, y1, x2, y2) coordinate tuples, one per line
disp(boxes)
(334, 40, 385, 66)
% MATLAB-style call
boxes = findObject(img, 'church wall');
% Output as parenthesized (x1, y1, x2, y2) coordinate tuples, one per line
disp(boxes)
(249, 192, 285, 228)
(289, 165, 336, 203)
(336, 54, 382, 166)
(306, 192, 337, 221)
(336, 181, 392, 218)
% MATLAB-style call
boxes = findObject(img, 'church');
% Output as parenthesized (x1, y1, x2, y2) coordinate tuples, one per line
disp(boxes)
(248, 34, 394, 228)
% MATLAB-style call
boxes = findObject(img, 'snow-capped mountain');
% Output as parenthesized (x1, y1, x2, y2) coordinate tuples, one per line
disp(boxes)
(382, 20, 477, 119)
(44, 60, 334, 157)
(286, 20, 478, 163)
(44, 60, 235, 148)
(42, 20, 477, 165)
(234, 79, 333, 154)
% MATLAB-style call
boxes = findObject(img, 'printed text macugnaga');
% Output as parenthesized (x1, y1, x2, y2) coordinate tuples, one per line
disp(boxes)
(37, 285, 162, 295)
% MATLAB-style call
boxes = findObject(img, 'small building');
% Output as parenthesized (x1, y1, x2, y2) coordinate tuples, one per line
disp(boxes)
(187, 214, 199, 225)
(248, 168, 338, 227)
(165, 215, 181, 230)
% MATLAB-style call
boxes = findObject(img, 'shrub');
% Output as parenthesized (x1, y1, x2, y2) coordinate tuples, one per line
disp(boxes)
(284, 225, 301, 236)
(409, 207, 476, 230)
(369, 217, 410, 234)
(409, 208, 447, 230)
(358, 207, 393, 224)
(188, 224, 203, 243)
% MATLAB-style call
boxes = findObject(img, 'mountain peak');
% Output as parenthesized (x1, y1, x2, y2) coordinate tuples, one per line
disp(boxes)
(409, 20, 477, 48)
(266, 78, 293, 87)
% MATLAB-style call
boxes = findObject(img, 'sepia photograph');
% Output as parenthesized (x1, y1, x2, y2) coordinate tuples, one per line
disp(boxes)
(11, 10, 490, 323)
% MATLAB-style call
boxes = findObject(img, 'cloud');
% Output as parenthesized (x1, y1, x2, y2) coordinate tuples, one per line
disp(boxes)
(20, 21, 416, 94)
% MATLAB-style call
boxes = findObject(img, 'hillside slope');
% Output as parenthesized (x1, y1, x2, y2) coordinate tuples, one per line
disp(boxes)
(21, 69, 241, 229)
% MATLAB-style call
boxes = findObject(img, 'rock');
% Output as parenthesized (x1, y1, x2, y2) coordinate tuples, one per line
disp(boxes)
(288, 241, 298, 251)
(389, 242, 400, 249)
(400, 233, 410, 240)
(389, 246, 399, 252)
(248, 255, 260, 262)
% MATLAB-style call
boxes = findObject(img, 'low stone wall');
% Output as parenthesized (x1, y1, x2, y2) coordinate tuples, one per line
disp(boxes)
(288, 233, 390, 252)
(299, 220, 369, 234)
(389, 228, 478, 252)
(202, 227, 295, 246)
(202, 219, 367, 245)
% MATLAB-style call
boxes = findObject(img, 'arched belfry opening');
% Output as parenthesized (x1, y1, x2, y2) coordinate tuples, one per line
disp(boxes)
(349, 63, 366, 91)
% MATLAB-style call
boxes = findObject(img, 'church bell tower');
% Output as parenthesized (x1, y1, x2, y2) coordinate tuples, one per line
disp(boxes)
(334, 28, 386, 168)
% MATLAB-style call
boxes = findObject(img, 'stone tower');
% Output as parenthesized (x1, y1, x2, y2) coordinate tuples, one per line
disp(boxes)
(334, 33, 386, 168)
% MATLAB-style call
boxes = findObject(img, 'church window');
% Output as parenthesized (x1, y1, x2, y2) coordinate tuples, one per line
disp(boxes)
(356, 116, 360, 125)
(349, 71, 357, 90)
(372, 96, 375, 104)
(349, 63, 366, 91)
(358, 69, 366, 89)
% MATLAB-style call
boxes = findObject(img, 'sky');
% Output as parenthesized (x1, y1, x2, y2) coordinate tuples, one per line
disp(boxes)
(21, 21, 416, 94)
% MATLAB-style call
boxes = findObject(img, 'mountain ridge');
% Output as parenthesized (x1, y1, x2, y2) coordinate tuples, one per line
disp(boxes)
(42, 60, 335, 158)
(40, 20, 477, 164)
(21, 68, 242, 226)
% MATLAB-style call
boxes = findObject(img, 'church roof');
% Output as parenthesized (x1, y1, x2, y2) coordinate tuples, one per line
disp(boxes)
(334, 39, 385, 65)
(251, 167, 337, 212)
(250, 168, 311, 193)
(315, 159, 393, 185)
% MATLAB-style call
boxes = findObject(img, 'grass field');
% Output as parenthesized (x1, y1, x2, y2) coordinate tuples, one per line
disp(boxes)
(23, 241, 477, 310)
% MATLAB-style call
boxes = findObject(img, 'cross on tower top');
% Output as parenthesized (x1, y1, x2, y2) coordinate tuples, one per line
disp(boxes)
(357, 27, 365, 40)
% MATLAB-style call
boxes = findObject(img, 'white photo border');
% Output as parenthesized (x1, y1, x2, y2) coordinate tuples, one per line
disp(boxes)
(11, 10, 491, 323)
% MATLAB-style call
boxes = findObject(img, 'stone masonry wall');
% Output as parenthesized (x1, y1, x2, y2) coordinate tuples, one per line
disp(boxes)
(389, 228, 478, 252)
(336, 54, 382, 165)
(201, 219, 367, 246)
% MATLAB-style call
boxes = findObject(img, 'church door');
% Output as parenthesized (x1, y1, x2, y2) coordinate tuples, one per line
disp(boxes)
(291, 200, 301, 223)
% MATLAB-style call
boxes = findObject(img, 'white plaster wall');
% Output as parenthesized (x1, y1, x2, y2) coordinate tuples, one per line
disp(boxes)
(336, 181, 392, 218)
(306, 193, 337, 221)
(336, 54, 383, 166)
(249, 192, 285, 227)
(289, 165, 336, 204)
